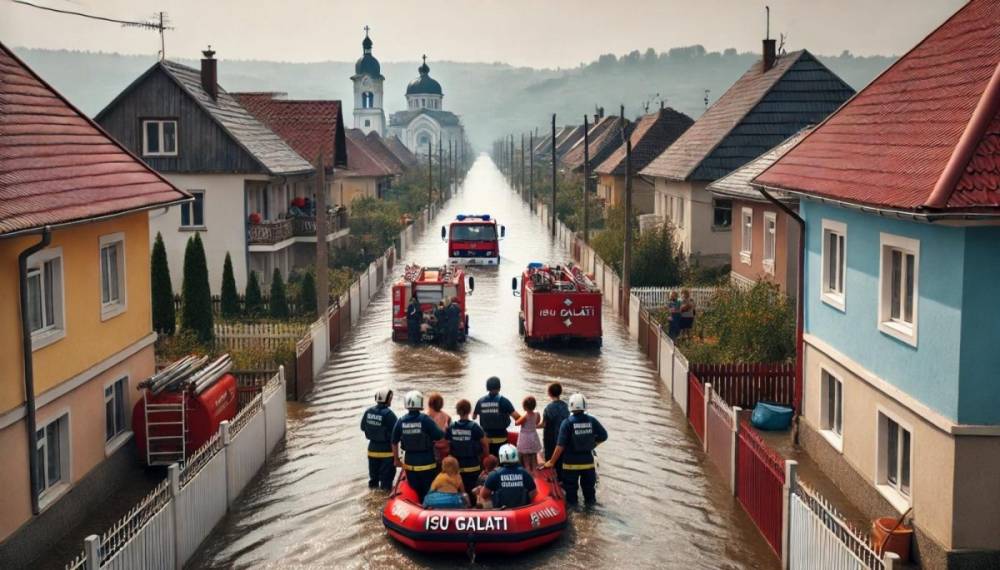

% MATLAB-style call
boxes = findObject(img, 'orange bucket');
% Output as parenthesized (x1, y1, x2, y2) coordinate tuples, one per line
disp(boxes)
(872, 517, 913, 563)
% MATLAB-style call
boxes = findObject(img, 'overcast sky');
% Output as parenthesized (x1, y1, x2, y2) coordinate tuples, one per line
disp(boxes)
(2, 0, 966, 68)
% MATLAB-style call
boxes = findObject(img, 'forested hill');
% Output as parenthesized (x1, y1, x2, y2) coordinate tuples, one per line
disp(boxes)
(14, 46, 894, 149)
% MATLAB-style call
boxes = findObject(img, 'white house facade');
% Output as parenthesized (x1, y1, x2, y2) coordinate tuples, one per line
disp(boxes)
(388, 56, 465, 155)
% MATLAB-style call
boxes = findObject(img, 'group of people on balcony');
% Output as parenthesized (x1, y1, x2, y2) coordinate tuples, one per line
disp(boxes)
(246, 197, 346, 226)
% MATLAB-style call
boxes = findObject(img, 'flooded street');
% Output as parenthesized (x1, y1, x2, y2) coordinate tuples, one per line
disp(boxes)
(193, 156, 777, 569)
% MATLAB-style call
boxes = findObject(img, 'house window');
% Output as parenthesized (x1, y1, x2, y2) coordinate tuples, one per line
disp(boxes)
(820, 369, 843, 450)
(740, 207, 753, 264)
(180, 191, 205, 228)
(100, 234, 126, 319)
(364, 119, 371, 127)
(878, 233, 919, 346)
(105, 377, 128, 442)
(763, 212, 777, 273)
(26, 249, 65, 350)
(142, 120, 177, 157)
(36, 414, 69, 498)
(877, 410, 912, 510)
(821, 219, 847, 311)
(713, 199, 732, 229)
(675, 196, 685, 228)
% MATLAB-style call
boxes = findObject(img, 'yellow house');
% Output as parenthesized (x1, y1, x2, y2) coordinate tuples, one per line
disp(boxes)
(0, 44, 189, 565)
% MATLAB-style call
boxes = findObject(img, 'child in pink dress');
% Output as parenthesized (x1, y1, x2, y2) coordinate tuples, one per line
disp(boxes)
(514, 396, 542, 472)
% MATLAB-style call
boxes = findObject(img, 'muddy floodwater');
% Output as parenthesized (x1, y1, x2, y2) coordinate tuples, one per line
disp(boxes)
(192, 157, 777, 569)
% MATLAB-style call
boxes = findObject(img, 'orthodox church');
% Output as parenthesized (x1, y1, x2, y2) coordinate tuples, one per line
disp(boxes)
(351, 29, 465, 154)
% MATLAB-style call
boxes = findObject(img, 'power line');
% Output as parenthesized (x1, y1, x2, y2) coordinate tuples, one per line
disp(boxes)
(10, 1, 172, 59)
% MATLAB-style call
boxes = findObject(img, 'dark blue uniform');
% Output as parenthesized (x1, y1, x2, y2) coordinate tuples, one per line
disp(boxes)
(556, 413, 608, 505)
(543, 398, 570, 479)
(360, 404, 397, 489)
(391, 411, 445, 500)
(406, 299, 422, 343)
(446, 419, 486, 498)
(484, 465, 537, 509)
(474, 394, 515, 457)
(445, 301, 461, 348)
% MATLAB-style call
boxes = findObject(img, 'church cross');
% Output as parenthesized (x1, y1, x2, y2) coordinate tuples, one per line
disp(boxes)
(422, 54, 427, 65)
(364, 25, 370, 36)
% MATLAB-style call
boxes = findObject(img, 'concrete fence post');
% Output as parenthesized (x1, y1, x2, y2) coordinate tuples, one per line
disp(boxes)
(84, 534, 100, 570)
(703, 383, 713, 452)
(168, 463, 182, 570)
(730, 406, 741, 495)
(883, 552, 901, 570)
(220, 420, 232, 507)
(781, 459, 798, 570)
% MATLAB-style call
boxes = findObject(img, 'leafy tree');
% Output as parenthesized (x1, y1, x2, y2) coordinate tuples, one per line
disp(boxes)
(180, 233, 213, 342)
(244, 271, 264, 317)
(269, 268, 289, 319)
(220, 252, 240, 318)
(348, 196, 404, 257)
(299, 271, 317, 317)
(150, 232, 175, 335)
(631, 223, 684, 287)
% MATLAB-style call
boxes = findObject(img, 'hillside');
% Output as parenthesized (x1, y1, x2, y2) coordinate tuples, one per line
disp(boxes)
(13, 46, 894, 149)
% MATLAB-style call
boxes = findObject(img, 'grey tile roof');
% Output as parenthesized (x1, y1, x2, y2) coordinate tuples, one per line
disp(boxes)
(708, 127, 811, 202)
(388, 108, 461, 127)
(160, 61, 314, 175)
(641, 50, 854, 182)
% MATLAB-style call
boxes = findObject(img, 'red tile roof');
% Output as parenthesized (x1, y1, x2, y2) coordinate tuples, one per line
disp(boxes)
(595, 107, 694, 176)
(365, 132, 406, 174)
(382, 135, 419, 168)
(341, 129, 396, 178)
(755, 0, 1000, 212)
(233, 92, 347, 168)
(0, 43, 189, 237)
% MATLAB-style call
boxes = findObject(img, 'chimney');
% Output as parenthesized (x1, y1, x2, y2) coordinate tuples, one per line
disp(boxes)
(201, 46, 218, 99)
(762, 38, 777, 72)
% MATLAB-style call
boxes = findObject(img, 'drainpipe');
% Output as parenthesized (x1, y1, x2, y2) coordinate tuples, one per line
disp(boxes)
(18, 226, 52, 515)
(758, 189, 804, 442)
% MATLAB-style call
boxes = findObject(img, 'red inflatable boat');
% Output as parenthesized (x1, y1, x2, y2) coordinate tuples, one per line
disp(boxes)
(382, 467, 567, 556)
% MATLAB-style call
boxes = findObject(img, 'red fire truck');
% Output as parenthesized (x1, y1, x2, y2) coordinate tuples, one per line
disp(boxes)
(441, 214, 505, 265)
(513, 262, 602, 346)
(392, 264, 475, 343)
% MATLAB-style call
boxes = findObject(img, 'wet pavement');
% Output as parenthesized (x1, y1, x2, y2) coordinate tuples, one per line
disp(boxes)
(191, 156, 778, 569)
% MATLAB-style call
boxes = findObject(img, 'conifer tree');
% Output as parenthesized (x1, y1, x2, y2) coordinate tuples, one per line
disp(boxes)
(150, 232, 175, 335)
(269, 268, 289, 319)
(244, 271, 264, 317)
(181, 233, 213, 342)
(220, 253, 240, 318)
(299, 270, 317, 318)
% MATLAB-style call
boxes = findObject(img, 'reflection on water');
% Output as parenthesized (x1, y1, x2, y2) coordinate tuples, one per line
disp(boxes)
(192, 157, 777, 569)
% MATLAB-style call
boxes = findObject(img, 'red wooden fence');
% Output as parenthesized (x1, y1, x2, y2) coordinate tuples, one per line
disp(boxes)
(690, 363, 795, 410)
(294, 340, 313, 401)
(687, 373, 705, 442)
(736, 417, 786, 556)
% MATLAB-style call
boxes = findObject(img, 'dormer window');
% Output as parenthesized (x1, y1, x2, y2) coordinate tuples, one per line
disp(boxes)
(142, 119, 178, 157)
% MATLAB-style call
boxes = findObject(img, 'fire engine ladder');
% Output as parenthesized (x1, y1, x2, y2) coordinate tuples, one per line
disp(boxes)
(143, 390, 187, 466)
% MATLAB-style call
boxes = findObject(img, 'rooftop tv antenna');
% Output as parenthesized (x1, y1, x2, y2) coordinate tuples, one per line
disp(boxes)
(766, 5, 770, 40)
(704, 89, 711, 109)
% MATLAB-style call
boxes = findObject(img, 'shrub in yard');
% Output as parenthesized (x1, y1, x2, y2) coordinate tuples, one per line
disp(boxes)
(269, 268, 290, 319)
(299, 271, 317, 317)
(151, 232, 175, 335)
(244, 271, 264, 317)
(181, 233, 213, 342)
(220, 252, 240, 318)
(631, 223, 684, 287)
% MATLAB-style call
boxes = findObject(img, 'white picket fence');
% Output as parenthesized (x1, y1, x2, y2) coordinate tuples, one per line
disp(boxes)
(631, 286, 718, 311)
(64, 370, 287, 570)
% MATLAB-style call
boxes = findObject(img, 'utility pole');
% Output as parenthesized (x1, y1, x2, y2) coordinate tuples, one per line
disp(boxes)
(529, 131, 534, 212)
(583, 114, 590, 244)
(621, 104, 633, 319)
(437, 138, 443, 204)
(427, 140, 433, 207)
(551, 114, 556, 238)
(510, 135, 515, 188)
(448, 140, 453, 198)
(315, 152, 329, 318)
(520, 133, 525, 201)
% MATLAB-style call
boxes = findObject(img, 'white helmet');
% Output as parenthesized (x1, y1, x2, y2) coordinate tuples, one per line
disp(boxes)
(569, 393, 588, 413)
(375, 389, 393, 405)
(498, 444, 519, 465)
(403, 390, 424, 411)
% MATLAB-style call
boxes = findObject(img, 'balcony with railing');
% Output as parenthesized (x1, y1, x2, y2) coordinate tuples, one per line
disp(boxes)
(248, 208, 349, 247)
(290, 208, 349, 238)
(248, 218, 293, 245)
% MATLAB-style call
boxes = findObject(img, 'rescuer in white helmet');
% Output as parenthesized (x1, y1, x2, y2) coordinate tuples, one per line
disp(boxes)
(543, 392, 608, 506)
(360, 388, 397, 489)
(391, 390, 445, 500)
(479, 444, 537, 509)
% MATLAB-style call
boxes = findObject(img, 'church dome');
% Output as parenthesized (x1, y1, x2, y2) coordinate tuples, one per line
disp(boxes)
(406, 56, 443, 96)
(354, 29, 381, 77)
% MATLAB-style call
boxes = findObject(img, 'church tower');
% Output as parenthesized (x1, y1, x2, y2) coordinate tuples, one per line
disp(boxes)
(351, 27, 385, 135)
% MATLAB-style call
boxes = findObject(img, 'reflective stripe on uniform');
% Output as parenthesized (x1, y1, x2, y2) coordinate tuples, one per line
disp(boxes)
(459, 465, 482, 473)
(403, 463, 437, 472)
(563, 463, 595, 470)
(367, 451, 394, 459)
(488, 436, 508, 443)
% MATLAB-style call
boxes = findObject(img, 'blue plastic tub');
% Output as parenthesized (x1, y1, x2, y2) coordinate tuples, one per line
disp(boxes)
(751, 401, 793, 431)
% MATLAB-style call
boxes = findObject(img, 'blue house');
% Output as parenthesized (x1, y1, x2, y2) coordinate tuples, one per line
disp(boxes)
(755, 0, 1000, 566)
